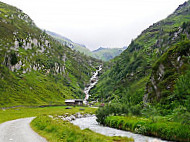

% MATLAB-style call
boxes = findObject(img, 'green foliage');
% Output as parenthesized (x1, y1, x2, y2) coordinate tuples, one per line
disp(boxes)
(173, 69, 190, 107)
(31, 115, 133, 142)
(145, 40, 190, 104)
(0, 1, 102, 107)
(170, 106, 190, 125)
(91, 1, 190, 107)
(94, 7, 190, 141)
(0, 106, 97, 124)
(10, 52, 18, 65)
(93, 48, 124, 61)
(96, 103, 142, 124)
(104, 116, 190, 141)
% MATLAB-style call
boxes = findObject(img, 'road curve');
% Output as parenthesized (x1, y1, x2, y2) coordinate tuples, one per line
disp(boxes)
(0, 117, 47, 142)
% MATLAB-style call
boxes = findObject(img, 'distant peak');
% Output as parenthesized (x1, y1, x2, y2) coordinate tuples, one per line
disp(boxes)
(175, 1, 189, 12)
(93, 47, 106, 52)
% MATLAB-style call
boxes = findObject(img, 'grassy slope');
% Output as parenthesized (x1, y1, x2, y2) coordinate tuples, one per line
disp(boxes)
(93, 48, 124, 61)
(0, 1, 102, 107)
(0, 106, 133, 142)
(0, 106, 97, 124)
(145, 40, 190, 104)
(94, 2, 190, 141)
(91, 0, 190, 103)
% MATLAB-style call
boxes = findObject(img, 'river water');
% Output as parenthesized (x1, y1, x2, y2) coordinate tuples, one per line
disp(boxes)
(83, 65, 102, 104)
(71, 116, 168, 142)
(80, 66, 168, 142)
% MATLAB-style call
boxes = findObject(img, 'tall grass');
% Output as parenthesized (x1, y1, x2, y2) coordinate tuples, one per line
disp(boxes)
(105, 116, 190, 142)
(31, 115, 133, 142)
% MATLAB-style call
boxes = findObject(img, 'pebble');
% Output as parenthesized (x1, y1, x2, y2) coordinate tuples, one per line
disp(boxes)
(55, 113, 94, 122)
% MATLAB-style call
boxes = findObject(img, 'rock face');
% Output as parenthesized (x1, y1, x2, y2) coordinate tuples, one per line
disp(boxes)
(144, 41, 190, 104)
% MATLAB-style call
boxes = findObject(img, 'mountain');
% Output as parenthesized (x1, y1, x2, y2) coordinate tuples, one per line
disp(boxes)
(91, 0, 190, 110)
(0, 1, 102, 107)
(46, 31, 73, 43)
(93, 47, 124, 61)
(47, 31, 124, 61)
(46, 31, 94, 57)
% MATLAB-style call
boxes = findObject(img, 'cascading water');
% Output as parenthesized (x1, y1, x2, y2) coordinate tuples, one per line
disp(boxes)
(83, 65, 102, 104)
(73, 65, 168, 142)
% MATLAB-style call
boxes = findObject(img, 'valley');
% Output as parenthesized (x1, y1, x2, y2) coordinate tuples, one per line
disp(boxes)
(47, 31, 125, 61)
(0, 0, 190, 142)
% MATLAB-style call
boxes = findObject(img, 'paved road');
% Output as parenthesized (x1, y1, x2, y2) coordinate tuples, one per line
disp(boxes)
(0, 117, 47, 142)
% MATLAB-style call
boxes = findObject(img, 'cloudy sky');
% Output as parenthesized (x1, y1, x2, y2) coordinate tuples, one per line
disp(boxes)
(1, 0, 186, 50)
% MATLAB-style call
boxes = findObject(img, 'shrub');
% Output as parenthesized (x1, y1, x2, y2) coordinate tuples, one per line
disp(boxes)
(104, 116, 190, 141)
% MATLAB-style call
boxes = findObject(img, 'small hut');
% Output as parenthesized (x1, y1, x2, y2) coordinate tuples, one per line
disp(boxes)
(65, 99, 83, 106)
(75, 99, 83, 106)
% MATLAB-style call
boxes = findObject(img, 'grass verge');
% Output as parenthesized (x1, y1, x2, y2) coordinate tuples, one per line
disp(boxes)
(0, 106, 96, 124)
(104, 116, 190, 142)
(31, 115, 134, 142)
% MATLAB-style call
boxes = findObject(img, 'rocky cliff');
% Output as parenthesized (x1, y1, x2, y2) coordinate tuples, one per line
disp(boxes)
(144, 40, 190, 104)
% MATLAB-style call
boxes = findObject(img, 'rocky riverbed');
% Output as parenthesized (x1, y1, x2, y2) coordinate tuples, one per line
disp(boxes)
(48, 112, 95, 121)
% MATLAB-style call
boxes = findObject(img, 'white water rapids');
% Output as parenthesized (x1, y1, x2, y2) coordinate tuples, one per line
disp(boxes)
(79, 66, 169, 142)
(83, 65, 102, 104)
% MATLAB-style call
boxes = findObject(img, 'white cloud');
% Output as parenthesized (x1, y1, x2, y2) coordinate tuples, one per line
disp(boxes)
(1, 0, 186, 50)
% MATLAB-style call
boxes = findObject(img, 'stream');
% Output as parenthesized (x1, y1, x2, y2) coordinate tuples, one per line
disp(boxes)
(80, 66, 168, 142)
(83, 65, 102, 104)
(71, 116, 168, 142)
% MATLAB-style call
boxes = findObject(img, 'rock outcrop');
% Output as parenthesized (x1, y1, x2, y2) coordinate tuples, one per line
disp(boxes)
(144, 40, 190, 104)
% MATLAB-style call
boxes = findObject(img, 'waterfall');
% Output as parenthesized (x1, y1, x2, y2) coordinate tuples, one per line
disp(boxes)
(83, 65, 102, 104)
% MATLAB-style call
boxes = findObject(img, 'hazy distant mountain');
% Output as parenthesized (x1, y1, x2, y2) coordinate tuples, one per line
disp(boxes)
(47, 31, 125, 61)
(93, 47, 125, 61)
(47, 31, 94, 57)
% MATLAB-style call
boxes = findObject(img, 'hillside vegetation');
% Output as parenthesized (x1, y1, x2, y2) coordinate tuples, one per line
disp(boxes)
(31, 115, 133, 142)
(0, 1, 102, 107)
(92, 0, 190, 107)
(94, 1, 190, 141)
(93, 47, 124, 61)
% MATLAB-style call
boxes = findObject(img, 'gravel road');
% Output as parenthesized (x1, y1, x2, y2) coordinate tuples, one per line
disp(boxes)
(0, 117, 47, 142)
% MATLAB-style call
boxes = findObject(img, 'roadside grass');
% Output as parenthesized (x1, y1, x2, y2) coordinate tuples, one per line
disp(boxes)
(0, 106, 96, 124)
(31, 115, 133, 142)
(105, 116, 190, 142)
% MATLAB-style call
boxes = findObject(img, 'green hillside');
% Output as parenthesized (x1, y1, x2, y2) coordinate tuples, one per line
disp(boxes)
(92, 1, 190, 111)
(0, 1, 102, 107)
(93, 1, 190, 141)
(93, 47, 124, 61)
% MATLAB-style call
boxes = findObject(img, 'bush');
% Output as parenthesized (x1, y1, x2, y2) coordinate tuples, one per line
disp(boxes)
(96, 103, 142, 124)
(104, 116, 190, 141)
